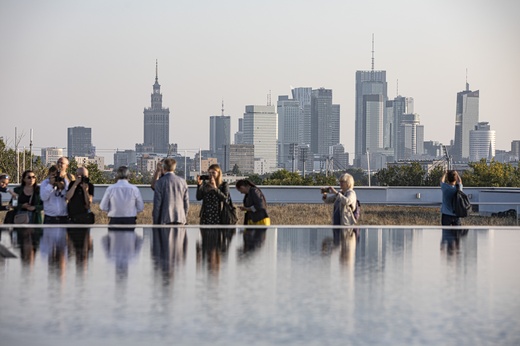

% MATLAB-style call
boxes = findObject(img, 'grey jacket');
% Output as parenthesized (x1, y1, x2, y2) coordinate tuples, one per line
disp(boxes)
(152, 172, 189, 225)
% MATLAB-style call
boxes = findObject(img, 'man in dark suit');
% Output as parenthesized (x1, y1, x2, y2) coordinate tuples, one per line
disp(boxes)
(152, 158, 189, 225)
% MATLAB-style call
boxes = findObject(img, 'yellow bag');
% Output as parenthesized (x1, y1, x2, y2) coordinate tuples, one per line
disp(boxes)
(247, 217, 271, 226)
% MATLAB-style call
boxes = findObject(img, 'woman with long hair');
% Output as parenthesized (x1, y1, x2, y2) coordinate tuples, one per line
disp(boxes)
(12, 170, 43, 224)
(235, 179, 270, 226)
(196, 164, 229, 225)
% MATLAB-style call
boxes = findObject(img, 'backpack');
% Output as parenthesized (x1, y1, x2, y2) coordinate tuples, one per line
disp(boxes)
(353, 200, 361, 222)
(452, 185, 471, 218)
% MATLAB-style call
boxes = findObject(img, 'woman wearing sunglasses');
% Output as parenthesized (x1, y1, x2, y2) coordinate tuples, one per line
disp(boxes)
(11, 170, 43, 224)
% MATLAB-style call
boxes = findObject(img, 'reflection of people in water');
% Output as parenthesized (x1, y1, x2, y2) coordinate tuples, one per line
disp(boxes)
(197, 229, 234, 274)
(14, 228, 42, 266)
(39, 227, 68, 278)
(321, 229, 357, 266)
(102, 230, 143, 278)
(240, 229, 266, 255)
(151, 227, 187, 279)
(67, 228, 93, 271)
(440, 229, 468, 256)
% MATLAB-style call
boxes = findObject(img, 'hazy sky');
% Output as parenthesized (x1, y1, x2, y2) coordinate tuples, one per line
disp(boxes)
(1, 0, 519, 165)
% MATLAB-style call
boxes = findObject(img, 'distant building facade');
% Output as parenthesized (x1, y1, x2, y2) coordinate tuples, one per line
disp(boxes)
(114, 150, 137, 168)
(452, 82, 479, 161)
(41, 147, 64, 166)
(469, 122, 495, 162)
(277, 95, 301, 169)
(67, 126, 93, 158)
(243, 105, 278, 173)
(355, 69, 388, 167)
(228, 144, 254, 174)
(310, 88, 340, 157)
(209, 114, 231, 171)
(143, 61, 170, 154)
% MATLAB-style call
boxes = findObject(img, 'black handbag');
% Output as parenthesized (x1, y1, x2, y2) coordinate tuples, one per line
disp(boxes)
(3, 210, 16, 224)
(220, 196, 238, 225)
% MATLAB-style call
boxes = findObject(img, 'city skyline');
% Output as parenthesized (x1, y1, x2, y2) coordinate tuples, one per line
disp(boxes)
(1, 1, 519, 165)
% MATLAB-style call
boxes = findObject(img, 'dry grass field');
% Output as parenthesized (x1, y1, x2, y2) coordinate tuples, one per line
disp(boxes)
(85, 203, 517, 226)
(1, 204, 516, 227)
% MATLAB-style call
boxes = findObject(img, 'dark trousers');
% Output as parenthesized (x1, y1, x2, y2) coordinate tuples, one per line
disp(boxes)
(44, 215, 69, 224)
(108, 217, 137, 231)
(441, 213, 461, 226)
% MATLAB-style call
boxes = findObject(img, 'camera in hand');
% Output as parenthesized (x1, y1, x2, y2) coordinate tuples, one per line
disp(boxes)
(200, 175, 210, 180)
(81, 176, 90, 184)
(54, 172, 64, 184)
(320, 187, 330, 194)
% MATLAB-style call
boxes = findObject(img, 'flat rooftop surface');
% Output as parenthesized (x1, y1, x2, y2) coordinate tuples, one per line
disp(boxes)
(1, 226, 519, 346)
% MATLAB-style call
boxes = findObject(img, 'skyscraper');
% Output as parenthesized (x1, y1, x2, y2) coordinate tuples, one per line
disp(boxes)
(452, 81, 479, 161)
(469, 122, 495, 162)
(386, 96, 414, 156)
(310, 88, 340, 157)
(67, 126, 93, 158)
(355, 43, 388, 167)
(277, 95, 301, 169)
(396, 113, 423, 160)
(143, 61, 170, 154)
(291, 87, 312, 146)
(209, 103, 231, 171)
(243, 105, 278, 173)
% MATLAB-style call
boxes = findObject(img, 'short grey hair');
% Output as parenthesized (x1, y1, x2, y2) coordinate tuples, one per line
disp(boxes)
(339, 173, 354, 189)
(116, 166, 130, 180)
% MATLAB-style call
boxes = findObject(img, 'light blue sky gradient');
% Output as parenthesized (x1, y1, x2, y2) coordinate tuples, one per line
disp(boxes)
(1, 0, 519, 164)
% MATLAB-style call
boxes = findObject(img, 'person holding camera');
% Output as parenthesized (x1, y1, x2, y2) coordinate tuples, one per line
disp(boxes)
(196, 164, 229, 225)
(40, 165, 70, 224)
(66, 166, 95, 224)
(322, 173, 357, 227)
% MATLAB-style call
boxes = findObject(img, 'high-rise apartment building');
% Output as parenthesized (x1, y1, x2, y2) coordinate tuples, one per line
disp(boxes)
(243, 105, 278, 173)
(452, 82, 479, 161)
(310, 88, 340, 157)
(469, 122, 495, 162)
(355, 70, 388, 167)
(209, 111, 231, 171)
(277, 95, 301, 169)
(143, 61, 170, 154)
(67, 126, 93, 158)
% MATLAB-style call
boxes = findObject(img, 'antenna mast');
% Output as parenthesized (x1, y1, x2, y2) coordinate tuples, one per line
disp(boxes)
(267, 90, 272, 106)
(221, 98, 225, 116)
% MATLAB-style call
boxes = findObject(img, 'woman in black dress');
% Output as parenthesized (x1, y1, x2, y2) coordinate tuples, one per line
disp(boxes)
(196, 164, 229, 225)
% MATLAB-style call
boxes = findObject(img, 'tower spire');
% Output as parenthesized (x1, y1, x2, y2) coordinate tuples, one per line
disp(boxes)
(396, 79, 399, 96)
(155, 59, 158, 82)
(465, 68, 469, 91)
(371, 33, 375, 72)
(221, 98, 225, 116)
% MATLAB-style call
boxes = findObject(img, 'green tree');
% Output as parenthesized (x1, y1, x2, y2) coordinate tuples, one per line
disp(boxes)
(462, 159, 520, 187)
(375, 162, 426, 186)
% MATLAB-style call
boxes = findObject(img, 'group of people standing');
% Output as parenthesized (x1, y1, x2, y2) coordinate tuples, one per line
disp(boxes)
(1, 157, 94, 225)
(97, 158, 271, 227)
(2, 156, 465, 228)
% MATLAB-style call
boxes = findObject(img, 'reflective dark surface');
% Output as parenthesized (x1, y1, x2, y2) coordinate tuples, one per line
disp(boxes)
(1, 226, 520, 345)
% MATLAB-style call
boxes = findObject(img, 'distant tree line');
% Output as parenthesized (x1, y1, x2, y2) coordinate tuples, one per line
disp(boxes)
(1, 139, 519, 187)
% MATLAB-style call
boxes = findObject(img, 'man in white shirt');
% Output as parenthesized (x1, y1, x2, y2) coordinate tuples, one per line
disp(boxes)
(40, 165, 69, 224)
(100, 166, 144, 225)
